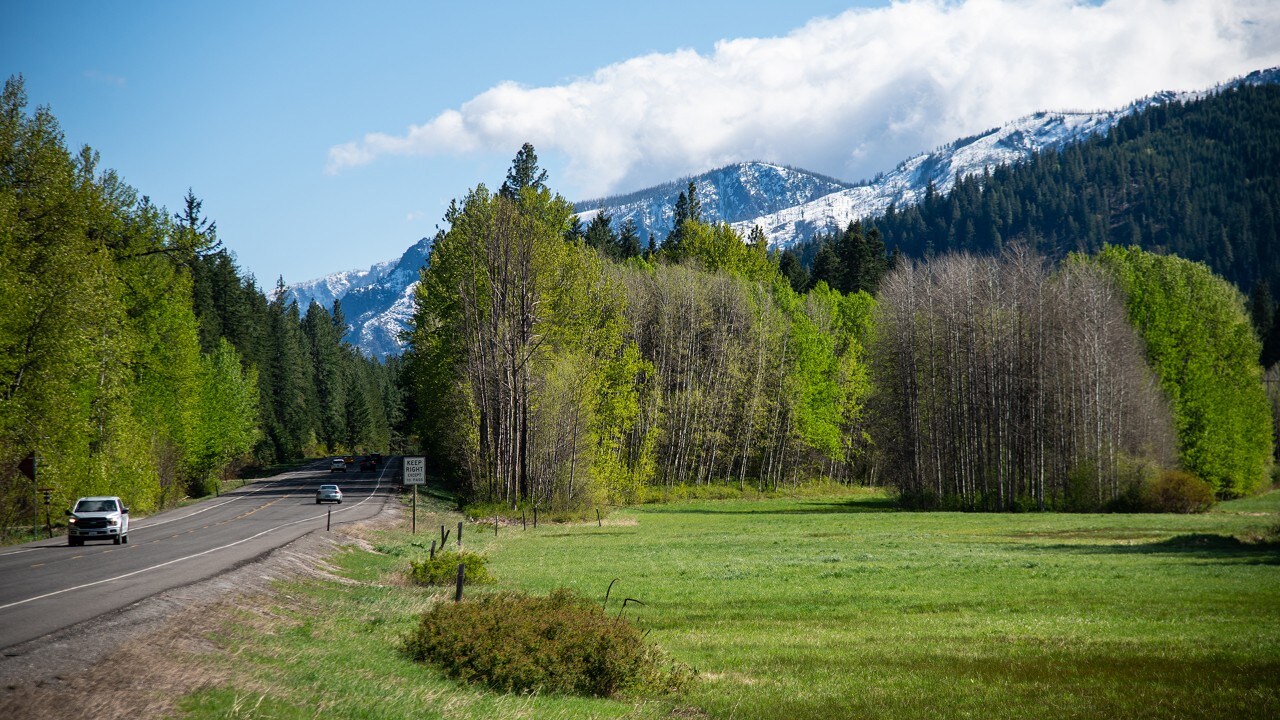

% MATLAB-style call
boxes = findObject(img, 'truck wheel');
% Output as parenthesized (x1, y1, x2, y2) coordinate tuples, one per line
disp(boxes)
(113, 535, 122, 545)
(68, 537, 77, 547)
(122, 534, 129, 544)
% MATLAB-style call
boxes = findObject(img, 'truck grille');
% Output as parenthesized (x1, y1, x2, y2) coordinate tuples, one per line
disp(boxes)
(77, 518, 109, 529)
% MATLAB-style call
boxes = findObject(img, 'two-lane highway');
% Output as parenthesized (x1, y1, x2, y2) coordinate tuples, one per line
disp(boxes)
(0, 459, 397, 651)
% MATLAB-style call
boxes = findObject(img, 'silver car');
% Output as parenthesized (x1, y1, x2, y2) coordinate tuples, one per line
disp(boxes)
(316, 484, 343, 504)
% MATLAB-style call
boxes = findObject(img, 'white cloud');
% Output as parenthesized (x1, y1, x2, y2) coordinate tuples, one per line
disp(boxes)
(326, 0, 1280, 197)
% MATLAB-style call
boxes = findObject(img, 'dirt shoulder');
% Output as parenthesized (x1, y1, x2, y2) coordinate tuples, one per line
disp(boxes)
(0, 501, 404, 720)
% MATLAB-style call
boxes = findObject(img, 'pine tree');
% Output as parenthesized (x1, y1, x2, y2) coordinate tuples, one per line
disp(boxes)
(617, 217, 642, 259)
(809, 242, 844, 291)
(685, 181, 702, 224)
(584, 209, 617, 256)
(564, 214, 585, 244)
(1250, 281, 1277, 366)
(779, 249, 809, 292)
(499, 142, 549, 200)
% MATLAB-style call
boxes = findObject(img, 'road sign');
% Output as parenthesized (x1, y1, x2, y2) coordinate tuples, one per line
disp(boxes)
(403, 456, 425, 485)
(18, 453, 35, 480)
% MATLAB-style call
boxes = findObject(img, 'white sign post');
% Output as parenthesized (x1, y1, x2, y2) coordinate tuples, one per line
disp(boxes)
(404, 456, 425, 533)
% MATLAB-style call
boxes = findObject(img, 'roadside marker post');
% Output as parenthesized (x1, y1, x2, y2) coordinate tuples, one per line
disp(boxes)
(403, 456, 425, 534)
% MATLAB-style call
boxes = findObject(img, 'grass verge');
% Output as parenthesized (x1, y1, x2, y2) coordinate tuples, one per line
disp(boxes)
(178, 485, 1280, 719)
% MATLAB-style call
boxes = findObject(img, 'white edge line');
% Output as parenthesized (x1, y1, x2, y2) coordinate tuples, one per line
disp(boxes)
(133, 469, 317, 529)
(0, 467, 318, 553)
(0, 462, 389, 612)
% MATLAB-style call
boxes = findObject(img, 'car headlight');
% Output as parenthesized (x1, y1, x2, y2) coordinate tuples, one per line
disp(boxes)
(68, 517, 77, 524)
(108, 518, 119, 526)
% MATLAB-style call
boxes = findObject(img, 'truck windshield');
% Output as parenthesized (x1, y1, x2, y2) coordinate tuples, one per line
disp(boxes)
(76, 500, 117, 513)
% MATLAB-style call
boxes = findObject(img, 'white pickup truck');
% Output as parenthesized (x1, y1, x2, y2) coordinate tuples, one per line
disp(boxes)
(66, 496, 130, 546)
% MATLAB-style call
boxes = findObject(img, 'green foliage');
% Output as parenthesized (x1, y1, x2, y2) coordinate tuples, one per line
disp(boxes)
(403, 588, 691, 698)
(408, 549, 493, 586)
(861, 83, 1280, 359)
(871, 251, 1177, 510)
(1093, 245, 1272, 497)
(404, 148, 646, 510)
(1138, 470, 1217, 513)
(0, 75, 400, 533)
(805, 221, 890, 295)
(777, 247, 810, 292)
(172, 491, 1280, 719)
(661, 218, 777, 282)
(499, 142, 548, 200)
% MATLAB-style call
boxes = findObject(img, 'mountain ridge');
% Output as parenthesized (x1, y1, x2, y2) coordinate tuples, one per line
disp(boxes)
(289, 67, 1279, 358)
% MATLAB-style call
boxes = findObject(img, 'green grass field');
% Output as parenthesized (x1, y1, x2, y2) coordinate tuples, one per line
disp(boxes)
(181, 488, 1280, 719)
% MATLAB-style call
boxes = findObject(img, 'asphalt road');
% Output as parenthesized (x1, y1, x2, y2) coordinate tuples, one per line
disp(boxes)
(0, 459, 397, 652)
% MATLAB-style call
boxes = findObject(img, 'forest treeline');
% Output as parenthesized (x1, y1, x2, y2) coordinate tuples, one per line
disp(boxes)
(801, 83, 1280, 363)
(0, 76, 400, 535)
(873, 247, 1269, 509)
(405, 136, 1273, 512)
(5, 71, 1275, 524)
(404, 153, 874, 510)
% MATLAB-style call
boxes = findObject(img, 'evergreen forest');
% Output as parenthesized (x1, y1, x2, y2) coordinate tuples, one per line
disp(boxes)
(4, 74, 1277, 526)
(0, 76, 401, 536)
(404, 115, 1273, 512)
(817, 83, 1280, 361)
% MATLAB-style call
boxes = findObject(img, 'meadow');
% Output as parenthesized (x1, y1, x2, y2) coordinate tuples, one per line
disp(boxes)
(180, 487, 1280, 719)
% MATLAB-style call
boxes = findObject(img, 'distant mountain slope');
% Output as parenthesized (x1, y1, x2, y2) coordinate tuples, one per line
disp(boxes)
(286, 237, 431, 358)
(731, 67, 1280, 247)
(862, 80, 1280, 310)
(291, 68, 1278, 358)
(574, 162, 854, 242)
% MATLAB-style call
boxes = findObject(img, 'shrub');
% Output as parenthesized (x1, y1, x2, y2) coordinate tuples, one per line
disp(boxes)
(408, 550, 493, 586)
(1141, 470, 1217, 513)
(403, 588, 692, 697)
(642, 478, 862, 504)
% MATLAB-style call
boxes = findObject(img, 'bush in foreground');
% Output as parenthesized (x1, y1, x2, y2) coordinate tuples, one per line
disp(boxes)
(403, 588, 692, 697)
(408, 550, 493, 586)
(1141, 470, 1217, 513)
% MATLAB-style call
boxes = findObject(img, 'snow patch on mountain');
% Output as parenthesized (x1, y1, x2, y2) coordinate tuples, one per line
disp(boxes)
(574, 162, 853, 243)
(286, 237, 432, 358)
(293, 67, 1279, 359)
(733, 67, 1280, 246)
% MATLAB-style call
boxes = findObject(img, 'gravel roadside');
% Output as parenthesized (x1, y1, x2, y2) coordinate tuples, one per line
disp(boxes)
(0, 502, 403, 720)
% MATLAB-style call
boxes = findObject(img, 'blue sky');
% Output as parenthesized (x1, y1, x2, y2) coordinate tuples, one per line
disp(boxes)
(4, 1, 1278, 284)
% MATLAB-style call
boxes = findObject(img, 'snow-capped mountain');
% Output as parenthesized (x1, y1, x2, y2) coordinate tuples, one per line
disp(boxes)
(574, 162, 854, 243)
(286, 237, 432, 358)
(291, 67, 1278, 359)
(733, 66, 1280, 246)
